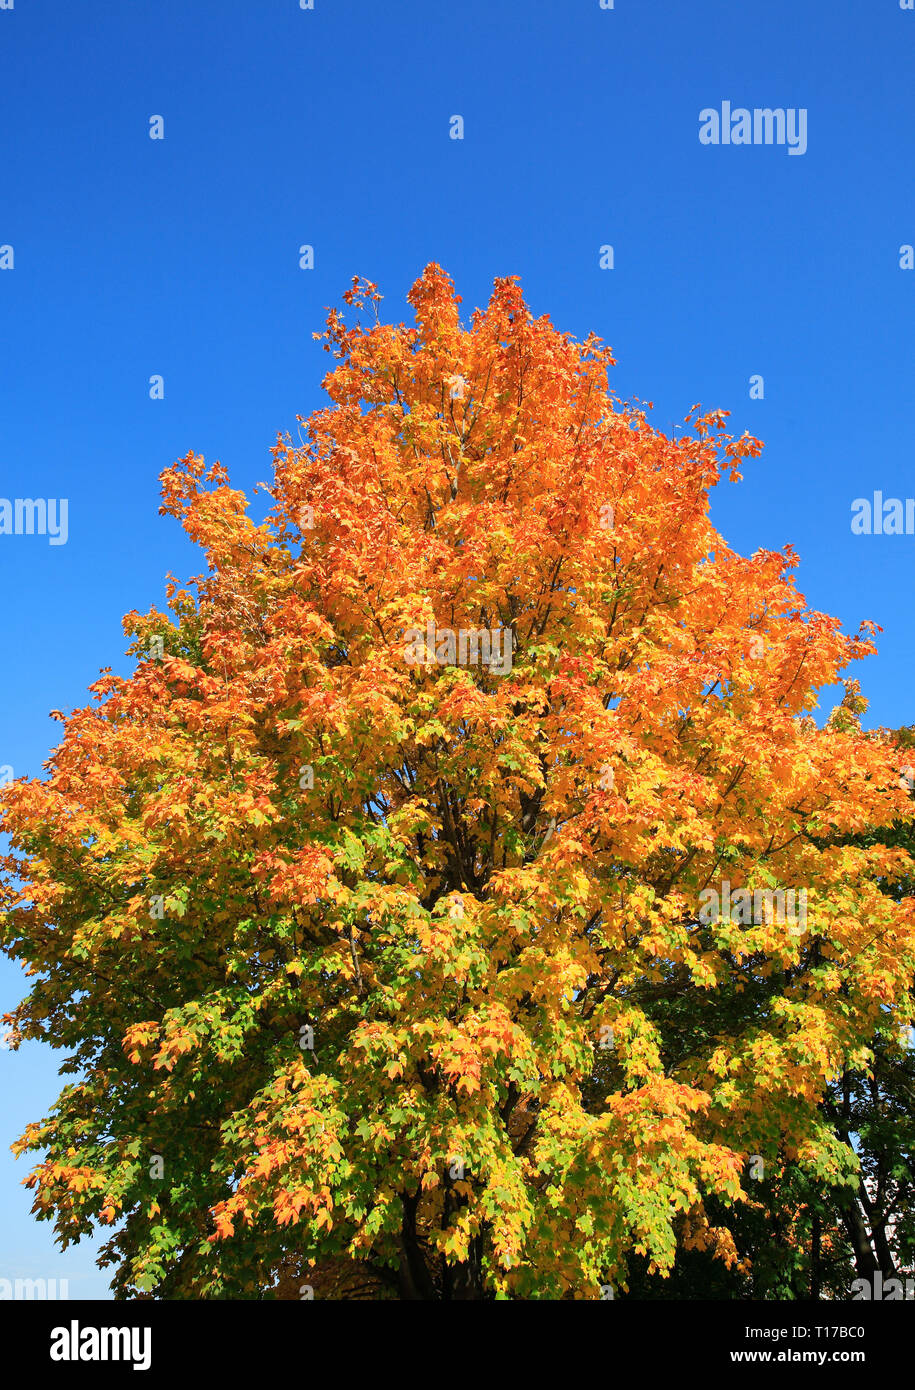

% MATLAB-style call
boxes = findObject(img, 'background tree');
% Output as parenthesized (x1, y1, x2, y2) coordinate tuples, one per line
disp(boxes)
(3, 266, 914, 1299)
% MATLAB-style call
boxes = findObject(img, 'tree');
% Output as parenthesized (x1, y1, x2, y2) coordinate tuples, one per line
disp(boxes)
(2, 265, 914, 1299)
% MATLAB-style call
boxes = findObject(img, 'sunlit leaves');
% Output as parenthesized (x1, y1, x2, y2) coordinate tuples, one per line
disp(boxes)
(0, 266, 913, 1299)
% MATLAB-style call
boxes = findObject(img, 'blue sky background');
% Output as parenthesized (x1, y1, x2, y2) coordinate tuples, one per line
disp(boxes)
(1, 0, 913, 1298)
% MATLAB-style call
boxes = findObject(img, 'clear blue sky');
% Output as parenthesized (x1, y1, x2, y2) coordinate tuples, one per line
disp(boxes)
(1, 0, 913, 1298)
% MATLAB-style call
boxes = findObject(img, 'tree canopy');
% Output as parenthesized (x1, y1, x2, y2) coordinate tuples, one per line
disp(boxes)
(3, 265, 914, 1299)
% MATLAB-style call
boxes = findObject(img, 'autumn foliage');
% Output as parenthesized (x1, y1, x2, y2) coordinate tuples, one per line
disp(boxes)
(2, 265, 914, 1299)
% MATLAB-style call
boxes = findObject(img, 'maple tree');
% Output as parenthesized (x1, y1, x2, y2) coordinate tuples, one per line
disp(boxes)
(3, 265, 914, 1299)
